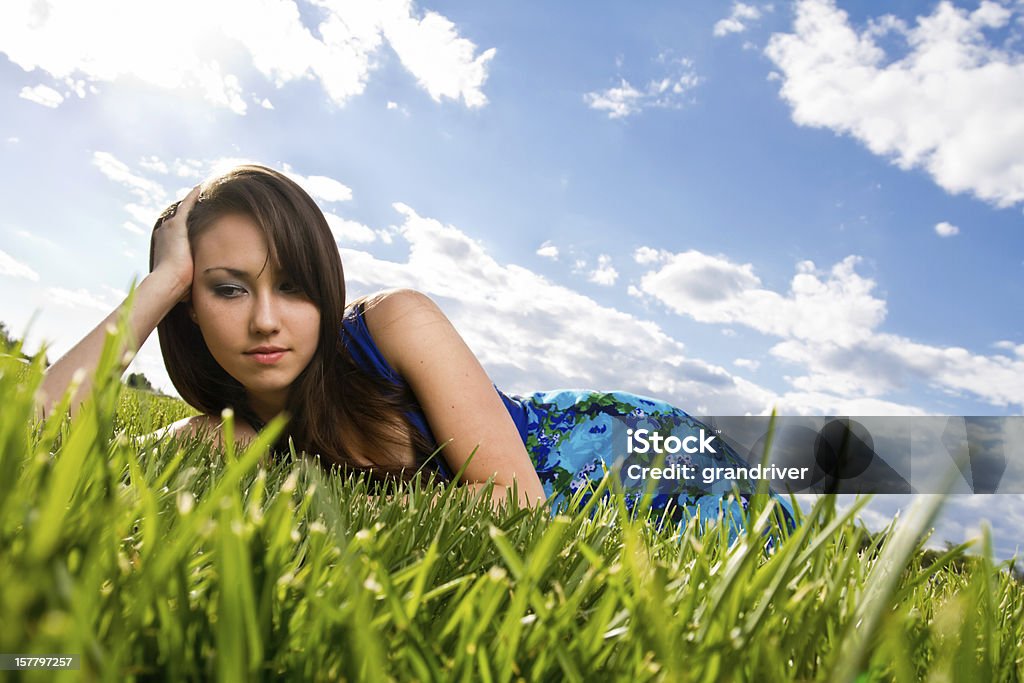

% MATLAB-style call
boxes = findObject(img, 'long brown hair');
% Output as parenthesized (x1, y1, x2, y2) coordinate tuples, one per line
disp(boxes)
(149, 164, 434, 480)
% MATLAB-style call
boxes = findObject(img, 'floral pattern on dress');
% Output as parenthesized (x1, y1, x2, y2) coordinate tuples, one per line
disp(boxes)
(515, 389, 795, 535)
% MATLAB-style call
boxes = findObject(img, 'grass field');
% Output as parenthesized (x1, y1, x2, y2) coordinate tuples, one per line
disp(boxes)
(1, 321, 1022, 682)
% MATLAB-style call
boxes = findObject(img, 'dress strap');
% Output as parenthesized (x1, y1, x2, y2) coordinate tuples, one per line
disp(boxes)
(341, 301, 449, 478)
(341, 301, 402, 384)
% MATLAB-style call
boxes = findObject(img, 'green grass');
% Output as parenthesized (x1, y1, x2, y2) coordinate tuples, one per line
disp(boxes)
(1, 319, 1022, 682)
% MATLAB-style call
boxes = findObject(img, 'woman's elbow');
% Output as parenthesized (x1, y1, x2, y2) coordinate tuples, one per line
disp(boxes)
(508, 478, 547, 509)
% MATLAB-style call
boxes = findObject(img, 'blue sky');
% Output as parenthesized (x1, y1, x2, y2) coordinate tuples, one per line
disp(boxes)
(1, 0, 1022, 557)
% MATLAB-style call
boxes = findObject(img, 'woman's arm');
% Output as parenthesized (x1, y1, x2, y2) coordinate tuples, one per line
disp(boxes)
(37, 269, 190, 420)
(363, 289, 547, 510)
(144, 413, 260, 458)
(36, 186, 200, 420)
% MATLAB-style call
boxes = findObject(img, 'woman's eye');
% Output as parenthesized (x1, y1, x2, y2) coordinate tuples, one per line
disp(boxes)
(214, 285, 245, 298)
(280, 282, 299, 293)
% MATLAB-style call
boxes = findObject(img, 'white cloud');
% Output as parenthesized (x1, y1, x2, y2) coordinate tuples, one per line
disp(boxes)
(6, 137, 19, 143)
(324, 212, 376, 244)
(771, 332, 1024, 412)
(191, 62, 246, 114)
(138, 156, 168, 174)
(0, 249, 40, 281)
(338, 203, 780, 414)
(714, 3, 767, 37)
(536, 241, 559, 260)
(638, 250, 885, 346)
(634, 246, 664, 264)
(101, 284, 128, 301)
(93, 153, 365, 249)
(994, 340, 1024, 357)
(588, 254, 618, 286)
(123, 204, 160, 230)
(875, 335, 1024, 407)
(18, 84, 63, 107)
(734, 358, 761, 371)
(772, 388, 930, 416)
(386, 100, 410, 116)
(636, 247, 1024, 411)
(122, 221, 145, 236)
(174, 159, 207, 179)
(282, 165, 353, 203)
(45, 286, 111, 312)
(13, 229, 58, 249)
(585, 54, 701, 119)
(585, 79, 645, 119)
(92, 151, 169, 205)
(0, 0, 494, 114)
(765, 0, 1024, 208)
(381, 1, 496, 108)
(90, 154, 378, 250)
(935, 220, 960, 237)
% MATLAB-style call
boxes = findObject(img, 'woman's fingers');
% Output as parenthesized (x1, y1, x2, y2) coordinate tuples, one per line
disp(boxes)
(178, 184, 201, 215)
(152, 184, 201, 292)
(160, 185, 200, 229)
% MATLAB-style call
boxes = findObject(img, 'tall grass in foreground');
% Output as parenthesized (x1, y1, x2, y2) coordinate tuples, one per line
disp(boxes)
(1, 320, 1022, 682)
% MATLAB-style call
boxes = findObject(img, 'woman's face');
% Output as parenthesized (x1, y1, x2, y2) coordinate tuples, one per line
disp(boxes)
(188, 212, 321, 416)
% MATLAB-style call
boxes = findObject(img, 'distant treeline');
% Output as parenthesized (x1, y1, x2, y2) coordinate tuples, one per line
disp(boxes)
(1, 321, 163, 395)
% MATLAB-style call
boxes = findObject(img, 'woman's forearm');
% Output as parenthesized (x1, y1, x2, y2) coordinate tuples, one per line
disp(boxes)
(36, 267, 190, 420)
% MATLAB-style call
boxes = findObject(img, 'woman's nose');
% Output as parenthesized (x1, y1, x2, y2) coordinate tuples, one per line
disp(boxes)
(250, 292, 281, 335)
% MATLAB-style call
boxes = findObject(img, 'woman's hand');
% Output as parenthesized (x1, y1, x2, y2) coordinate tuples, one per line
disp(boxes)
(38, 185, 203, 421)
(151, 185, 201, 299)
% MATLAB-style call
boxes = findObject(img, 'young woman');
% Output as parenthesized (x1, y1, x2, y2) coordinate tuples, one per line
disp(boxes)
(38, 165, 795, 526)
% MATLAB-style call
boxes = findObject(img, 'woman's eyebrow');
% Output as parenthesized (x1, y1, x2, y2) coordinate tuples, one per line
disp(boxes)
(203, 266, 285, 279)
(203, 267, 252, 277)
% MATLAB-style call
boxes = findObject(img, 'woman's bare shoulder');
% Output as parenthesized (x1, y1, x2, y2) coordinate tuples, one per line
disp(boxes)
(352, 288, 433, 318)
(362, 290, 462, 382)
(358, 288, 437, 329)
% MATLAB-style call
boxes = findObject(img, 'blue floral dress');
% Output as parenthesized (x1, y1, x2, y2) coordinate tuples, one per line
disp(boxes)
(342, 303, 796, 534)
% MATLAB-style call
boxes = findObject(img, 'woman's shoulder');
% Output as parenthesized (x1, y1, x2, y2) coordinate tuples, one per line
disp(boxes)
(349, 288, 435, 319)
(350, 288, 439, 336)
(349, 289, 444, 377)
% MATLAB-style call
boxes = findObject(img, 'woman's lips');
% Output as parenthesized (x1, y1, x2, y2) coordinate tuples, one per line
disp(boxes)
(246, 350, 287, 365)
